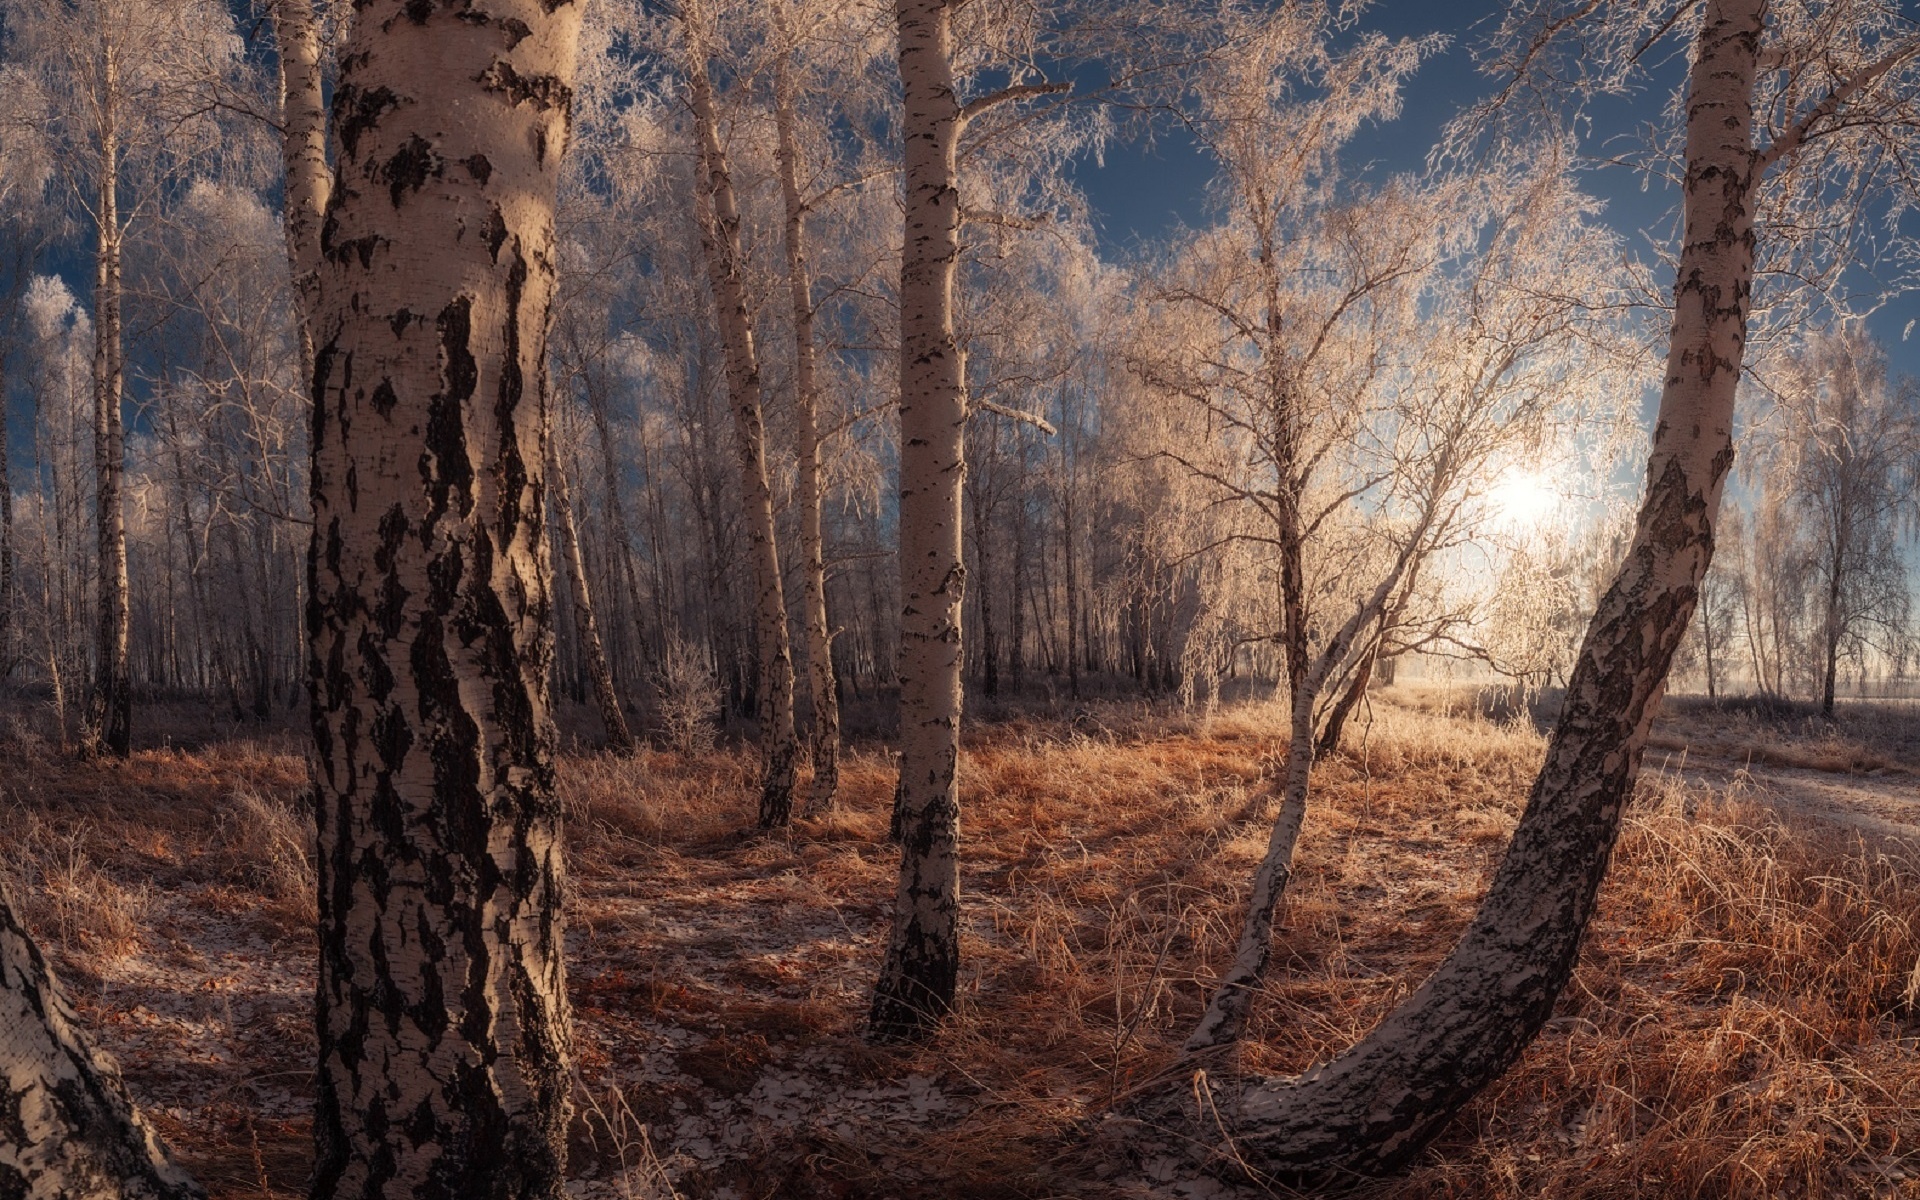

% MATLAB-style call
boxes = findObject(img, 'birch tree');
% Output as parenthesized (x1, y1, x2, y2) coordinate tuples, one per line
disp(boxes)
(0, 880, 201, 1200)
(678, 0, 802, 826)
(306, 2, 584, 1196)
(1, 0, 241, 756)
(1129, 0, 1920, 1177)
(1758, 328, 1918, 713)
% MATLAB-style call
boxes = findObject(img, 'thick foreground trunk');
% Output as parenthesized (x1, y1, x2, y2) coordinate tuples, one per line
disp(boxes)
(306, 4, 582, 1198)
(0, 880, 201, 1200)
(682, 1, 801, 827)
(870, 0, 965, 1043)
(1131, 0, 1760, 1176)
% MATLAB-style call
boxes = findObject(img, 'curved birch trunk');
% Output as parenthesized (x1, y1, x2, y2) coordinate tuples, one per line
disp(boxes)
(86, 38, 131, 760)
(681, 0, 801, 827)
(770, 8, 842, 813)
(1139, 0, 1763, 1174)
(869, 0, 965, 1043)
(269, 0, 330, 367)
(553, 446, 634, 752)
(0, 880, 202, 1200)
(306, 4, 582, 1197)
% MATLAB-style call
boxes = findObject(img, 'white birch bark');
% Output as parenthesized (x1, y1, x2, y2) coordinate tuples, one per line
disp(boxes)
(85, 33, 130, 759)
(552, 443, 634, 751)
(306, 3, 583, 1196)
(681, 0, 802, 827)
(0, 880, 201, 1200)
(268, 0, 330, 366)
(1135, 0, 1770, 1174)
(869, 0, 965, 1042)
(769, 1, 842, 812)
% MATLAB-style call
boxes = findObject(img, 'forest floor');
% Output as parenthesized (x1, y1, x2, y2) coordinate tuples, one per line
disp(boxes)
(3, 690, 1919, 1199)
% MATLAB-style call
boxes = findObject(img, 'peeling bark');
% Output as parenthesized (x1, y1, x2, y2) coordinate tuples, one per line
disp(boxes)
(0, 880, 202, 1200)
(869, 0, 965, 1043)
(1139, 0, 1765, 1174)
(306, 3, 583, 1197)
(681, 0, 801, 827)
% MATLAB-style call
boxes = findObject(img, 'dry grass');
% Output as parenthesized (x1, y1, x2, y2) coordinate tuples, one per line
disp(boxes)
(4, 697, 1918, 1198)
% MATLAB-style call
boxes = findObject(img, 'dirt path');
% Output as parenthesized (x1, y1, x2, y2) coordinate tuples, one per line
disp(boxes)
(1648, 747, 1920, 842)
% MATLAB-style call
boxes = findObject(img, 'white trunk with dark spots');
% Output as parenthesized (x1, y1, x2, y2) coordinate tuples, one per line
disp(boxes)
(553, 449, 633, 751)
(306, 3, 583, 1197)
(1138, 0, 1764, 1174)
(86, 35, 130, 759)
(769, 11, 841, 812)
(0, 880, 201, 1200)
(270, 0, 330, 365)
(869, 0, 964, 1042)
(681, 0, 801, 827)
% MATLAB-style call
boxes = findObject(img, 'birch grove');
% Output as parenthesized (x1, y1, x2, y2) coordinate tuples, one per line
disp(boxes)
(0, 0, 1918, 1192)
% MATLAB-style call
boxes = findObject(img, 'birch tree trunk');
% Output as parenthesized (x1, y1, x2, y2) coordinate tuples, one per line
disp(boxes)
(0, 880, 202, 1200)
(869, 0, 965, 1043)
(1138, 0, 1765, 1173)
(770, 9, 842, 813)
(86, 38, 131, 759)
(553, 444, 634, 751)
(681, 0, 801, 827)
(306, 3, 582, 1197)
(269, 0, 330, 365)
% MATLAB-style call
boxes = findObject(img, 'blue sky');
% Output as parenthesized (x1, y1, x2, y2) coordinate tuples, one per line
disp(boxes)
(1068, 0, 1920, 380)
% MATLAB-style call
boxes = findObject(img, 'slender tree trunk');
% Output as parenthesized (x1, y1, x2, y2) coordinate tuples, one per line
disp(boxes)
(770, 12, 842, 810)
(1142, 1, 1765, 1172)
(306, 5, 582, 1197)
(870, 0, 965, 1042)
(1820, 532, 1844, 716)
(271, 0, 330, 365)
(1701, 599, 1717, 700)
(1316, 640, 1377, 756)
(682, 0, 801, 827)
(553, 442, 633, 751)
(87, 45, 131, 759)
(0, 879, 202, 1199)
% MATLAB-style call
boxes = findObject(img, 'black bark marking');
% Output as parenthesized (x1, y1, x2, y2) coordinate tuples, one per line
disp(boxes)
(371, 378, 399, 417)
(475, 61, 572, 112)
(464, 153, 494, 184)
(484, 204, 509, 261)
(335, 84, 400, 160)
(383, 134, 444, 208)
(425, 298, 478, 524)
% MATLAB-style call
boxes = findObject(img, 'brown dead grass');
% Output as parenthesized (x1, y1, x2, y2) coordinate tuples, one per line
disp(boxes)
(4, 698, 1918, 1198)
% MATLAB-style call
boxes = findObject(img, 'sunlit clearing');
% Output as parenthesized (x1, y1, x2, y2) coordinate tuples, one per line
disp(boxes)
(1488, 472, 1560, 531)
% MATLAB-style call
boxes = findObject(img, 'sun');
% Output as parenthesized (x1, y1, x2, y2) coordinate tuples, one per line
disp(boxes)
(1487, 471, 1560, 531)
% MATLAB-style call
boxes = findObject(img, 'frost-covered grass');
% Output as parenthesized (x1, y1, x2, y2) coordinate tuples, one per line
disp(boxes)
(3, 698, 1917, 1197)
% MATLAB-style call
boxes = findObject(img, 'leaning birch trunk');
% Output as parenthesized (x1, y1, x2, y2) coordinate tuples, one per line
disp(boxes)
(1135, 0, 1763, 1174)
(869, 0, 965, 1043)
(553, 445, 634, 752)
(306, 4, 582, 1197)
(0, 879, 202, 1199)
(682, 1, 801, 827)
(87, 40, 131, 760)
(771, 12, 842, 813)
(269, 0, 330, 365)
(1185, 521, 1428, 1051)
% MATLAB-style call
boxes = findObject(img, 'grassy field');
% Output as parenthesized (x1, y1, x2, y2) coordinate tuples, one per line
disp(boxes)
(3, 694, 1918, 1198)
